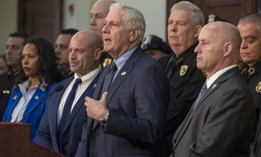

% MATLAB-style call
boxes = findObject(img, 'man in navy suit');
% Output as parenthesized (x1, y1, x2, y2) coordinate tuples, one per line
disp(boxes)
(75, 2, 169, 157)
(36, 30, 103, 157)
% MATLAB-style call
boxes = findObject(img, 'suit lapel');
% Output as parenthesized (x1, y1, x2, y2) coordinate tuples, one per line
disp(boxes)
(107, 49, 141, 103)
(174, 67, 239, 147)
(93, 67, 109, 100)
(51, 78, 73, 135)
(92, 48, 142, 131)
(62, 75, 99, 133)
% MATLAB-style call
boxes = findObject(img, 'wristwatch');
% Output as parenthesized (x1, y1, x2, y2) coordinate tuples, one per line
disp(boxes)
(100, 111, 109, 126)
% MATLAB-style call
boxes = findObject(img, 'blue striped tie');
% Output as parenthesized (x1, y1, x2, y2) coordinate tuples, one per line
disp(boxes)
(193, 83, 207, 109)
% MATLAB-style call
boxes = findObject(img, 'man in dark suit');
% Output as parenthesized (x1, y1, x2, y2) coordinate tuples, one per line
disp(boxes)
(237, 14, 261, 157)
(159, 1, 206, 153)
(76, 2, 169, 157)
(0, 32, 29, 119)
(36, 30, 103, 157)
(171, 21, 256, 157)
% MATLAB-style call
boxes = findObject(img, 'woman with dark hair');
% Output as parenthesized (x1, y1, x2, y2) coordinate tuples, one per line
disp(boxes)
(2, 37, 61, 142)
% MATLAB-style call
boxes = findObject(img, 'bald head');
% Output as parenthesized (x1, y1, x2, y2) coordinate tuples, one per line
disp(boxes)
(204, 22, 241, 56)
(72, 30, 103, 49)
(195, 21, 241, 78)
(69, 30, 103, 76)
(90, 0, 116, 37)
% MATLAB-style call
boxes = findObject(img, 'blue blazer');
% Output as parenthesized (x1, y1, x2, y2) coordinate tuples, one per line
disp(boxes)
(2, 82, 57, 142)
(36, 75, 99, 157)
(76, 47, 170, 157)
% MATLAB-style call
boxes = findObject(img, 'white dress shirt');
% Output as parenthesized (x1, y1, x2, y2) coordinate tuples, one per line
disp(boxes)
(57, 67, 101, 125)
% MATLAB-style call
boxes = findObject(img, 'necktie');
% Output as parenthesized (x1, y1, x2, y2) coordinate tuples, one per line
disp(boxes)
(193, 83, 207, 109)
(58, 78, 82, 150)
(100, 62, 117, 95)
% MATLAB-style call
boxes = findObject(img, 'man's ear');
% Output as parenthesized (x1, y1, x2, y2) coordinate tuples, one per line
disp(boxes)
(223, 42, 232, 57)
(94, 48, 102, 60)
(194, 25, 202, 38)
(130, 28, 141, 42)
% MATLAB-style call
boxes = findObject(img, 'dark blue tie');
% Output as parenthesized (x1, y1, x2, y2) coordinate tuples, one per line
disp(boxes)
(100, 62, 117, 96)
(58, 78, 82, 151)
(193, 83, 207, 109)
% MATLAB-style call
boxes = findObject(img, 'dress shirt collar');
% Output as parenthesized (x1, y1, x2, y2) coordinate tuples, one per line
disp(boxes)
(73, 66, 101, 84)
(206, 64, 237, 88)
(114, 46, 138, 71)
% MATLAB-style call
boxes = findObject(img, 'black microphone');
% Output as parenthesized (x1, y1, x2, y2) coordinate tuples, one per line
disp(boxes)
(19, 84, 64, 122)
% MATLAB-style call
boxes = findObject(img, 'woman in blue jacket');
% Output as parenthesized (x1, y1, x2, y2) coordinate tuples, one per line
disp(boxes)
(2, 37, 61, 142)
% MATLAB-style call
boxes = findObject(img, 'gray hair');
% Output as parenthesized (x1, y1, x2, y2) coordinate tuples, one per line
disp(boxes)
(110, 2, 146, 41)
(171, 1, 204, 26)
(238, 13, 261, 32)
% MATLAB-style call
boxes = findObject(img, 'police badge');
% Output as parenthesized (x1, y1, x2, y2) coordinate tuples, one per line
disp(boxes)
(180, 65, 188, 76)
(102, 58, 112, 68)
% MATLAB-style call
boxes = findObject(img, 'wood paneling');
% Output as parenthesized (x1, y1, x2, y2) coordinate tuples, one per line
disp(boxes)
(18, 0, 62, 44)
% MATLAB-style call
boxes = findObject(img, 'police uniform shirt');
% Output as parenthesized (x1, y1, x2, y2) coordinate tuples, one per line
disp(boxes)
(241, 61, 261, 111)
(0, 73, 15, 119)
(159, 42, 206, 152)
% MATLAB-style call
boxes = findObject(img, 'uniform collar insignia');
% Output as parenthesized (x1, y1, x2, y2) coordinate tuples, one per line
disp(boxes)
(248, 67, 255, 75)
(3, 90, 10, 94)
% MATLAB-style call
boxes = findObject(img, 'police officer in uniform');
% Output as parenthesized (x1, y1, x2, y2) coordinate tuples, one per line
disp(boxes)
(237, 14, 261, 157)
(159, 2, 206, 155)
(238, 14, 261, 113)
(0, 32, 29, 119)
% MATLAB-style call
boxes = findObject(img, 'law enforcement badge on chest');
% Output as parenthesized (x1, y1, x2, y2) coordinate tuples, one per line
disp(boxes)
(103, 58, 112, 68)
(180, 65, 188, 76)
(256, 81, 261, 93)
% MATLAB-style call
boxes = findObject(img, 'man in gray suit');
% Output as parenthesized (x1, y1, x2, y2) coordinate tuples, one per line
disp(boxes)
(171, 21, 256, 157)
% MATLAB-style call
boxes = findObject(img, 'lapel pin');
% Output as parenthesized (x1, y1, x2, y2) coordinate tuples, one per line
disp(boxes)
(121, 71, 127, 76)
(211, 84, 217, 90)
(13, 95, 17, 100)
(35, 96, 39, 100)
(93, 84, 97, 88)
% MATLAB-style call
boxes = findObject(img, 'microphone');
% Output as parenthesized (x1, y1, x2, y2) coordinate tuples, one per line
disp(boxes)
(19, 84, 64, 122)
